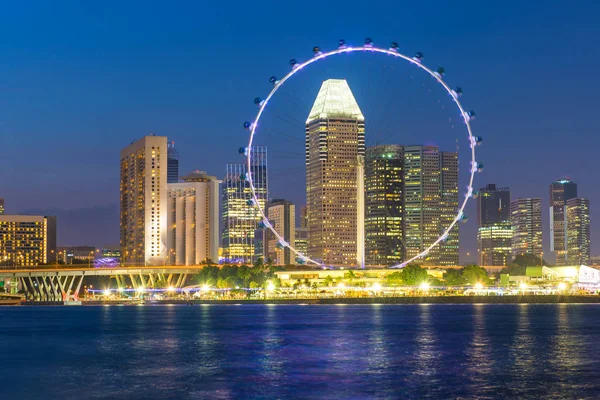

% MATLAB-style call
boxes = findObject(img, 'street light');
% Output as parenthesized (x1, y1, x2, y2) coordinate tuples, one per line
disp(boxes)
(419, 282, 430, 291)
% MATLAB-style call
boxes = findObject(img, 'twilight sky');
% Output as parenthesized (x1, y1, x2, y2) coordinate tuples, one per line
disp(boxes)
(1, 1, 599, 262)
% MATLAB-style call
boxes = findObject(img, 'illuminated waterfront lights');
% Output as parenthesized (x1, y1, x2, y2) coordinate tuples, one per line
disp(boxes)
(474, 283, 483, 290)
(117, 287, 124, 293)
(202, 284, 210, 292)
(519, 282, 528, 290)
(558, 282, 567, 290)
(338, 282, 346, 289)
(267, 281, 275, 292)
(103, 289, 111, 297)
(372, 282, 382, 291)
(420, 282, 430, 291)
(167, 286, 175, 292)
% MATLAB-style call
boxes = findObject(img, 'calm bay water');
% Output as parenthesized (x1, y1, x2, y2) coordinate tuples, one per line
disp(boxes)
(1, 304, 599, 399)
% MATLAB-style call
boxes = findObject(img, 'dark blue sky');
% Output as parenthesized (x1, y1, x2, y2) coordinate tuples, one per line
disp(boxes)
(1, 1, 598, 261)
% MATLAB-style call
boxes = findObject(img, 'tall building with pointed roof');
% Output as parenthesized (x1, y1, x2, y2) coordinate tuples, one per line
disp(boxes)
(305, 79, 365, 266)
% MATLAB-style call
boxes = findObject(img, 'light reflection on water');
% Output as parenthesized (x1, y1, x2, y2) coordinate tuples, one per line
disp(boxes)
(1, 304, 600, 399)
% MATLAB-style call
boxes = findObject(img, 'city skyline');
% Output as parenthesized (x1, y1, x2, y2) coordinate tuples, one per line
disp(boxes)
(1, 2, 599, 262)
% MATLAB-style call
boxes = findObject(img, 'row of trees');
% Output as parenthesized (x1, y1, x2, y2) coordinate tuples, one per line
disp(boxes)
(384, 264, 491, 286)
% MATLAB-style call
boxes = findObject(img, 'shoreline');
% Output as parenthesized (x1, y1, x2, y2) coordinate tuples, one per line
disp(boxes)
(17, 295, 600, 306)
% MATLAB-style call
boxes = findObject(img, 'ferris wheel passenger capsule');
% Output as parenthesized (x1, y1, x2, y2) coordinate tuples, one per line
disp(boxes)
(313, 46, 322, 56)
(269, 76, 279, 85)
(338, 39, 346, 49)
(289, 58, 299, 69)
(434, 67, 446, 78)
(246, 199, 256, 206)
(452, 87, 463, 97)
(276, 240, 287, 249)
(472, 190, 480, 199)
(465, 110, 476, 121)
(238, 147, 248, 156)
(459, 212, 469, 223)
(243, 121, 251, 130)
(296, 257, 306, 265)
(389, 42, 399, 52)
(364, 37, 373, 47)
(440, 233, 449, 242)
(254, 97, 264, 107)
(413, 52, 424, 62)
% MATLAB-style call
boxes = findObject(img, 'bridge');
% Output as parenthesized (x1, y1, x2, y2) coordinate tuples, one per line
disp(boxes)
(0, 266, 203, 302)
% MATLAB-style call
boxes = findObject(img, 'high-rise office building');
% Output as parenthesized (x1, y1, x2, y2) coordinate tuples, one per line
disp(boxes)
(510, 198, 543, 259)
(365, 144, 404, 266)
(300, 205, 308, 229)
(166, 171, 220, 265)
(167, 141, 180, 184)
(439, 151, 459, 266)
(305, 79, 365, 267)
(566, 197, 590, 265)
(550, 178, 578, 265)
(404, 145, 459, 265)
(295, 227, 308, 258)
(120, 135, 168, 266)
(222, 146, 268, 263)
(0, 198, 4, 214)
(477, 184, 512, 266)
(266, 199, 295, 265)
(0, 215, 56, 266)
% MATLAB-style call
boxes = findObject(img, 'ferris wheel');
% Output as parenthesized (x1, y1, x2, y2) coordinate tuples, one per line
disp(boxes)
(240, 38, 482, 269)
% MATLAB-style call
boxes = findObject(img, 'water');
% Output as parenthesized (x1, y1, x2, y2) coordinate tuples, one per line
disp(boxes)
(1, 304, 599, 399)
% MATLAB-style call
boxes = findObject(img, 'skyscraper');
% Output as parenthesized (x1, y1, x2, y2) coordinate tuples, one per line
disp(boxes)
(167, 141, 180, 184)
(266, 199, 295, 265)
(477, 184, 512, 266)
(0, 215, 56, 266)
(365, 144, 404, 266)
(550, 178, 578, 265)
(404, 145, 459, 265)
(439, 151, 459, 266)
(222, 146, 268, 263)
(166, 171, 220, 265)
(120, 135, 168, 266)
(510, 198, 543, 259)
(305, 79, 365, 267)
(300, 205, 308, 229)
(566, 197, 590, 265)
(0, 198, 4, 214)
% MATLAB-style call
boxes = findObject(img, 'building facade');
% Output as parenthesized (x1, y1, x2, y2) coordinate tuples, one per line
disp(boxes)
(550, 178, 578, 266)
(167, 141, 179, 184)
(222, 147, 268, 263)
(0, 215, 57, 266)
(266, 199, 295, 265)
(120, 135, 168, 266)
(365, 144, 404, 266)
(305, 79, 365, 267)
(510, 198, 543, 259)
(166, 171, 220, 265)
(566, 197, 590, 265)
(0, 198, 4, 214)
(477, 184, 512, 266)
(404, 145, 459, 266)
(295, 227, 308, 258)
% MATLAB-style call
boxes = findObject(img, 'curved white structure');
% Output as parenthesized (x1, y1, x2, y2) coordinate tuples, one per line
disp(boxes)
(245, 42, 478, 268)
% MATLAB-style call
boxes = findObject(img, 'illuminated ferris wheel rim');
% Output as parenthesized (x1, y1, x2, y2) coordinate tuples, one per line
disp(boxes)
(244, 40, 480, 269)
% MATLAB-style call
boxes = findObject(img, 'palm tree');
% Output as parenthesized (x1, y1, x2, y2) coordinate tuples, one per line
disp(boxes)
(324, 275, 334, 287)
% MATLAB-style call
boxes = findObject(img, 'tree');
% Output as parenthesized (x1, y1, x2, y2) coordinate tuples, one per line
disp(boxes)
(385, 271, 403, 286)
(461, 264, 490, 285)
(443, 269, 466, 286)
(253, 257, 264, 269)
(324, 275, 334, 287)
(344, 270, 357, 284)
(499, 265, 526, 276)
(511, 253, 551, 268)
(399, 264, 429, 286)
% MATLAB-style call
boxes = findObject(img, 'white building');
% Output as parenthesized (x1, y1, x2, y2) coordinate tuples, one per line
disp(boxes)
(120, 135, 168, 266)
(167, 171, 220, 265)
